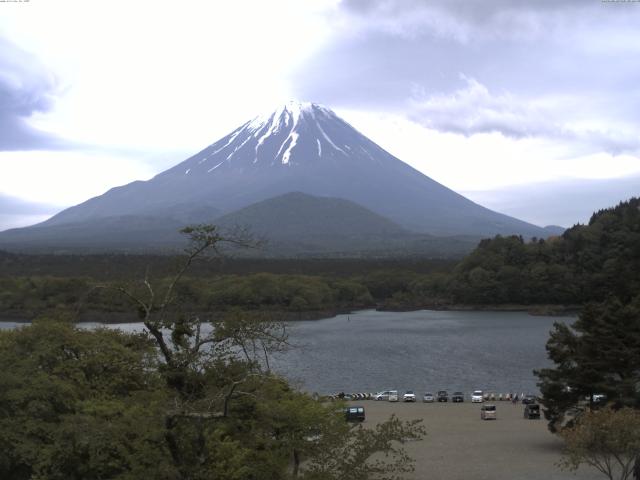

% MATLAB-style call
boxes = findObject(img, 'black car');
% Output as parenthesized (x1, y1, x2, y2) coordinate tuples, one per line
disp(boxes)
(452, 392, 464, 403)
(437, 390, 448, 402)
(344, 406, 365, 422)
(523, 404, 540, 419)
(522, 394, 538, 405)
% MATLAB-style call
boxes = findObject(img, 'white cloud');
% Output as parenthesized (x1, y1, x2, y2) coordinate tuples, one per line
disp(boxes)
(1, 0, 336, 152)
(0, 150, 156, 206)
(407, 75, 640, 155)
(463, 175, 640, 227)
(408, 75, 557, 138)
(0, 214, 52, 232)
(337, 108, 640, 192)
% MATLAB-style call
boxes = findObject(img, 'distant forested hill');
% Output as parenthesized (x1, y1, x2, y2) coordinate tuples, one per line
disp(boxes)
(446, 197, 640, 305)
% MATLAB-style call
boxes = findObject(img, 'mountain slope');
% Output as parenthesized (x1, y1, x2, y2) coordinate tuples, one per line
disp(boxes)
(0, 193, 479, 257)
(0, 215, 186, 253)
(216, 192, 407, 239)
(33, 101, 550, 239)
(223, 192, 482, 257)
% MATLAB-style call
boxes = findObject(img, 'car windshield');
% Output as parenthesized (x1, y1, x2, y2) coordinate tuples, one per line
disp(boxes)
(473, 391, 483, 395)
(484, 406, 496, 411)
(425, 393, 433, 396)
(454, 392, 463, 395)
(405, 391, 414, 394)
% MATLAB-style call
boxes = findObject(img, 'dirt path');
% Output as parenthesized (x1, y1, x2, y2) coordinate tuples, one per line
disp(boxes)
(360, 400, 603, 480)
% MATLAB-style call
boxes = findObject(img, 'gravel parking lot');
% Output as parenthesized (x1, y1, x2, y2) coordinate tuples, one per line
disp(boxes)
(360, 400, 603, 480)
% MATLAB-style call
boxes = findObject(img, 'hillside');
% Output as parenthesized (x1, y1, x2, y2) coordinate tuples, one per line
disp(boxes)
(445, 197, 640, 305)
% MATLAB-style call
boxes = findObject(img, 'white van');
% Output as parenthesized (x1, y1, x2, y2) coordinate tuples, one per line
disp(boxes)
(374, 390, 399, 401)
(374, 390, 391, 401)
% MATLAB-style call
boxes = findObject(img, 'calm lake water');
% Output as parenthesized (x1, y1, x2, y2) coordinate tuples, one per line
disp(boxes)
(0, 309, 573, 396)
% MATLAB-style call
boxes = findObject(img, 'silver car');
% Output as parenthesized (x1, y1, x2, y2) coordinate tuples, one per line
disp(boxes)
(481, 404, 497, 420)
(423, 392, 435, 403)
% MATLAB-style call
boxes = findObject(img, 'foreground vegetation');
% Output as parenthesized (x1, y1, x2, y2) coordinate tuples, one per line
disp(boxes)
(0, 226, 425, 480)
(2, 198, 639, 321)
(1, 199, 638, 479)
(536, 293, 640, 480)
(528, 199, 640, 478)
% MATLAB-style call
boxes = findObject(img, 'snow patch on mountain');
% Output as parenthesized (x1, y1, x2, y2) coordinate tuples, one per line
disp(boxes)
(189, 100, 352, 168)
(317, 121, 346, 155)
(207, 161, 223, 173)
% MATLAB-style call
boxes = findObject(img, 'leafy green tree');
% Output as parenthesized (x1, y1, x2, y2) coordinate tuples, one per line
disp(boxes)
(536, 295, 640, 432)
(0, 321, 174, 480)
(559, 407, 640, 480)
(92, 224, 426, 479)
(301, 414, 425, 480)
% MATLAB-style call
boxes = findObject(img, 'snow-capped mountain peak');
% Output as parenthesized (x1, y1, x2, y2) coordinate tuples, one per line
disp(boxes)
(247, 100, 332, 131)
(30, 100, 554, 240)
(177, 100, 366, 174)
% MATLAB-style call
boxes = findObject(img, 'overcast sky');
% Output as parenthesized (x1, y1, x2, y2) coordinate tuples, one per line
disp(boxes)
(1, 0, 639, 231)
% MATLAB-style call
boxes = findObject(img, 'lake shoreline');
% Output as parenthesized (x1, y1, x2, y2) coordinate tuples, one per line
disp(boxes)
(0, 302, 581, 324)
(378, 303, 582, 317)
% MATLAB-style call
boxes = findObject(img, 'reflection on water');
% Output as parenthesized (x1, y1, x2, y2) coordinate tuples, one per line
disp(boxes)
(1, 309, 572, 396)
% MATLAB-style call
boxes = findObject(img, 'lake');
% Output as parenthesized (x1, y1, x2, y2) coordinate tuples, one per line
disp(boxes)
(270, 309, 572, 395)
(0, 309, 572, 396)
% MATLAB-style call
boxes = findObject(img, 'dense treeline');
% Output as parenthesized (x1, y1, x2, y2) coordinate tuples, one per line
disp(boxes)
(0, 258, 453, 320)
(447, 198, 640, 305)
(2, 198, 639, 320)
(0, 274, 375, 320)
(0, 252, 456, 280)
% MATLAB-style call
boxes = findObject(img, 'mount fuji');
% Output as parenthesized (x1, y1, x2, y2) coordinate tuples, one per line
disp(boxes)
(0, 101, 558, 254)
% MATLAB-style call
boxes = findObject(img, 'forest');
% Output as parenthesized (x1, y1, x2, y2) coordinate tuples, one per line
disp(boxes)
(1, 198, 638, 321)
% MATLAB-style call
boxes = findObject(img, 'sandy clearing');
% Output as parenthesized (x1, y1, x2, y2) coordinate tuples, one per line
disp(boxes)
(357, 400, 603, 480)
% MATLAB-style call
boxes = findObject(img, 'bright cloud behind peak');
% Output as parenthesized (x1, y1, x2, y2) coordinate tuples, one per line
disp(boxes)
(0, 0, 639, 231)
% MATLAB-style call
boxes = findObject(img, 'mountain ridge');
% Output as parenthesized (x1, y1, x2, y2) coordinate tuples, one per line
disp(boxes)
(1, 101, 559, 253)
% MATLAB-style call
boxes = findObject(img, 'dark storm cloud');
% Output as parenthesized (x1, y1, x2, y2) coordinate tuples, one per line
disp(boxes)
(0, 37, 67, 151)
(292, 0, 640, 154)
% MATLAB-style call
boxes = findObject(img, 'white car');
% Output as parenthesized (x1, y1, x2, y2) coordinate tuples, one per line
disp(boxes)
(471, 390, 484, 403)
(403, 391, 416, 402)
(388, 390, 399, 402)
